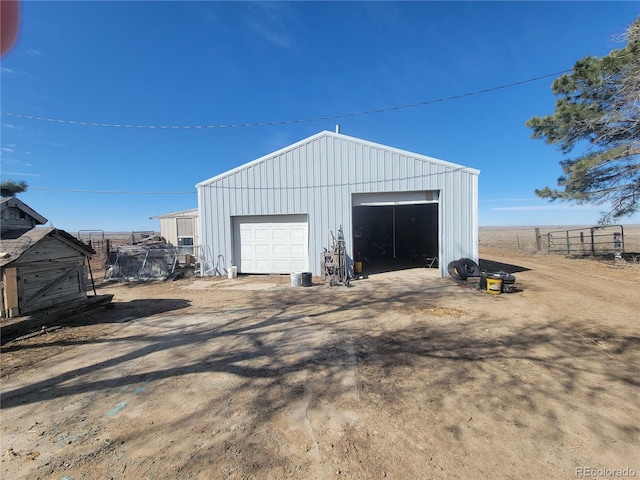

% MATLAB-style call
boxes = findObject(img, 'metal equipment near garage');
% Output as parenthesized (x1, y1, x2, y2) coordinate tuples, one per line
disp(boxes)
(321, 227, 350, 286)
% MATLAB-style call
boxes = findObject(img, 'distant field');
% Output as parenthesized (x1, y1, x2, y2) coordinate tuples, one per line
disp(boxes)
(74, 231, 160, 244)
(479, 224, 640, 254)
(74, 226, 640, 256)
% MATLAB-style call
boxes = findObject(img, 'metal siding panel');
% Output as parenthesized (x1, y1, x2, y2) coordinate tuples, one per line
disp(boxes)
(229, 171, 236, 215)
(400, 156, 408, 189)
(260, 162, 269, 214)
(245, 166, 253, 215)
(384, 150, 391, 188)
(367, 147, 374, 191)
(409, 158, 417, 191)
(239, 169, 248, 215)
(272, 156, 280, 213)
(392, 153, 400, 190)
(319, 138, 327, 188)
(379, 149, 387, 190)
(216, 182, 228, 267)
(310, 143, 319, 191)
(285, 151, 293, 212)
(352, 141, 362, 187)
(269, 155, 277, 190)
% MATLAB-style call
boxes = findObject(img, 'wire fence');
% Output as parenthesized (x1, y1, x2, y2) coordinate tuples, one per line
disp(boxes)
(105, 245, 178, 280)
(479, 225, 640, 257)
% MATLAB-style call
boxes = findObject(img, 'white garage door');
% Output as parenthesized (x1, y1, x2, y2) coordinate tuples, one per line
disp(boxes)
(233, 215, 309, 274)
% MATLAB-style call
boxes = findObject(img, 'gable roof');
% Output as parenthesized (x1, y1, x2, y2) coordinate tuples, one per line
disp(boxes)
(0, 227, 95, 268)
(0, 197, 48, 225)
(196, 130, 480, 188)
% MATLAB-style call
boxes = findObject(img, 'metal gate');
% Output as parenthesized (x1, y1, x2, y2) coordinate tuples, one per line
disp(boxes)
(547, 225, 625, 257)
(77, 230, 109, 270)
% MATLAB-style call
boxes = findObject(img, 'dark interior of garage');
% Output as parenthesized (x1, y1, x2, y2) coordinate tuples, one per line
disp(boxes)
(352, 204, 438, 274)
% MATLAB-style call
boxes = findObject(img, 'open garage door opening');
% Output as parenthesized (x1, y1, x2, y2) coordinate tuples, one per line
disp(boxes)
(353, 200, 438, 275)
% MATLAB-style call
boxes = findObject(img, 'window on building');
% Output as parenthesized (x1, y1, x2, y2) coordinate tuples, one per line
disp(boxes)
(177, 236, 194, 255)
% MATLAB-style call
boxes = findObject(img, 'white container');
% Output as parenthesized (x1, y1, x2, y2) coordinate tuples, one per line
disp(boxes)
(290, 272, 302, 287)
(228, 266, 238, 279)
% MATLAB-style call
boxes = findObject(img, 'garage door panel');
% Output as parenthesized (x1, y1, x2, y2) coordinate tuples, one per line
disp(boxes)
(255, 244, 269, 255)
(255, 229, 269, 240)
(290, 244, 305, 255)
(272, 228, 287, 240)
(290, 228, 306, 240)
(273, 259, 289, 271)
(242, 260, 254, 271)
(256, 259, 270, 271)
(234, 215, 309, 274)
(240, 226, 252, 237)
(273, 244, 287, 255)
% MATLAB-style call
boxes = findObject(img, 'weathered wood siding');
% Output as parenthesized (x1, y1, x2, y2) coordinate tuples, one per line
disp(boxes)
(0, 205, 40, 233)
(2, 267, 19, 317)
(9, 236, 89, 315)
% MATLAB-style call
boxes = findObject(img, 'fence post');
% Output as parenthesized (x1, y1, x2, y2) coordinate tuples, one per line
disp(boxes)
(614, 232, 622, 259)
(535, 228, 542, 252)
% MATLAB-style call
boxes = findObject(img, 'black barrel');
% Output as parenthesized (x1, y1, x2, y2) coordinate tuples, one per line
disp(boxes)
(301, 272, 312, 287)
(493, 271, 516, 293)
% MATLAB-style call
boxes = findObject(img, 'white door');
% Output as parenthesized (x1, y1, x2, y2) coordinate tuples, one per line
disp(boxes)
(233, 215, 309, 274)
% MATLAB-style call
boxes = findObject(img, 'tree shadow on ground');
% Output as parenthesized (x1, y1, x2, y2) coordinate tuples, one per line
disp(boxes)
(2, 288, 636, 408)
(1, 285, 638, 479)
(0, 298, 191, 348)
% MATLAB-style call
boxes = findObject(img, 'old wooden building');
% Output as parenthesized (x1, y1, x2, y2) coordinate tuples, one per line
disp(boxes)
(1, 227, 95, 318)
(1, 196, 48, 234)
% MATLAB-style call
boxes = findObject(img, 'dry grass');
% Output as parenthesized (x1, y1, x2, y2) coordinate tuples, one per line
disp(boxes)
(479, 224, 640, 254)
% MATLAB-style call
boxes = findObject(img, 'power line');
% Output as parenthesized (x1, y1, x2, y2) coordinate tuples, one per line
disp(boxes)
(0, 70, 570, 129)
(29, 166, 470, 195)
(29, 187, 195, 195)
(31, 166, 473, 195)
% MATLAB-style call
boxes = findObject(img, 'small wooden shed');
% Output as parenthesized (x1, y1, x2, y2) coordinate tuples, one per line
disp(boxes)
(1, 227, 96, 318)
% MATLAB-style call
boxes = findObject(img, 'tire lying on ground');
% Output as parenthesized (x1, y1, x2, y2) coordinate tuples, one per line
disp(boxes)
(455, 258, 481, 280)
(448, 260, 462, 281)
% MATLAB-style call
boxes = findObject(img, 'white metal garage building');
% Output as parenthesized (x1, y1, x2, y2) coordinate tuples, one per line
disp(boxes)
(196, 130, 479, 278)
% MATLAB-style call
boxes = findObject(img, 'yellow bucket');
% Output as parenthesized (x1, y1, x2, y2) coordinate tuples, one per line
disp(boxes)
(354, 261, 363, 274)
(486, 277, 502, 294)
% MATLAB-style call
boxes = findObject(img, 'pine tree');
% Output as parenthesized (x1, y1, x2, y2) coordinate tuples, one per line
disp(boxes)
(0, 180, 28, 197)
(526, 17, 640, 224)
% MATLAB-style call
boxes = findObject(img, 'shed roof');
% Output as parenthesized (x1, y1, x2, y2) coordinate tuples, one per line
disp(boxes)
(149, 208, 198, 220)
(196, 130, 480, 188)
(0, 227, 95, 267)
(0, 197, 48, 225)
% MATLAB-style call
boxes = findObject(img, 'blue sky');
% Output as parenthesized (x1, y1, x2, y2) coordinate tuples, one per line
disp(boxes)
(1, 1, 638, 232)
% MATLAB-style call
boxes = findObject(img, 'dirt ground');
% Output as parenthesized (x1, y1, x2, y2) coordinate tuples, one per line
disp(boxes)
(1, 249, 639, 480)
